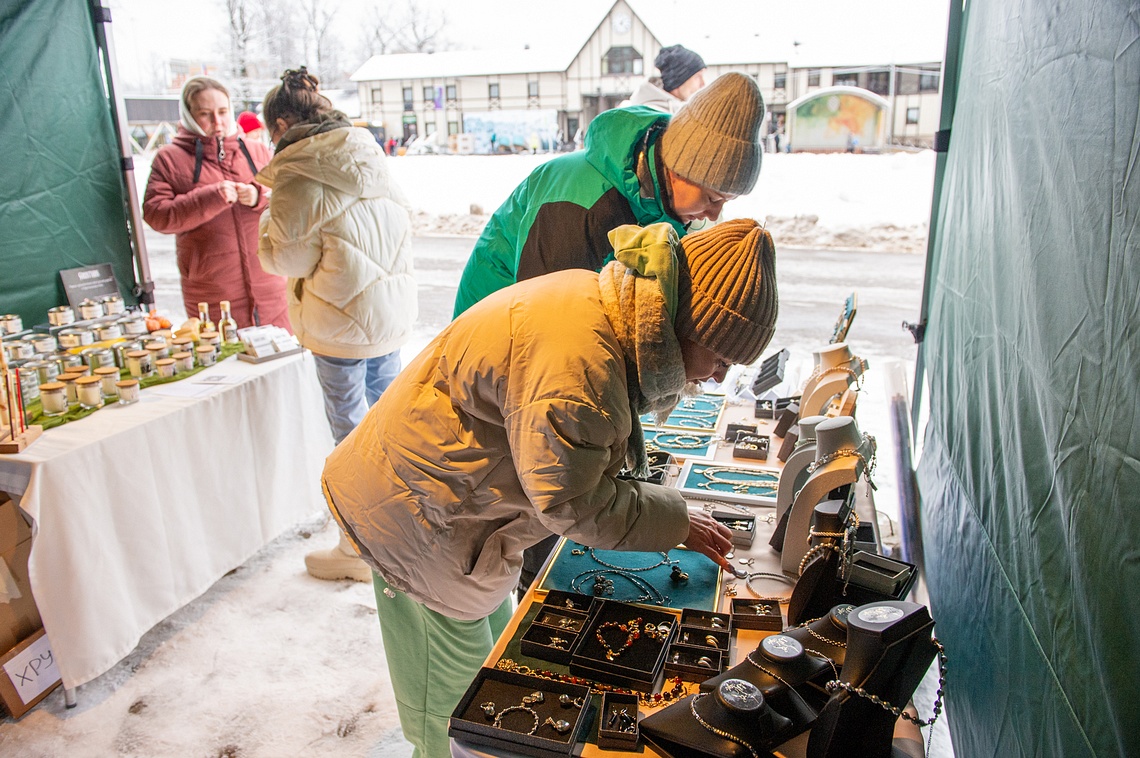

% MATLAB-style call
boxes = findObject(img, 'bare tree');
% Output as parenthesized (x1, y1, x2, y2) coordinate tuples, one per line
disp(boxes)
(358, 0, 448, 58)
(223, 0, 256, 101)
(299, 0, 339, 79)
(258, 0, 304, 78)
(359, 5, 403, 57)
(400, 0, 446, 54)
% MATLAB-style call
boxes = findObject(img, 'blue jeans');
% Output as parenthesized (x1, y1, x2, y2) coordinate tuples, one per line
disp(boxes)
(313, 351, 402, 444)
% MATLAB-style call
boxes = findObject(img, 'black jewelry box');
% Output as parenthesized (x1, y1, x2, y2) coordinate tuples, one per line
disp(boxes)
(775, 426, 799, 462)
(596, 692, 640, 751)
(751, 348, 790, 396)
(730, 598, 784, 631)
(732, 434, 770, 461)
(520, 620, 581, 666)
(664, 642, 725, 683)
(540, 590, 596, 614)
(725, 422, 759, 442)
(712, 511, 756, 548)
(448, 667, 592, 758)
(529, 607, 590, 635)
(675, 625, 730, 653)
(772, 403, 800, 437)
(679, 607, 733, 634)
(569, 599, 676, 689)
(754, 395, 798, 420)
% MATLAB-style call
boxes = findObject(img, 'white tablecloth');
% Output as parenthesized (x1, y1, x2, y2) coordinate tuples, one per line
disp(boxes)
(0, 351, 334, 687)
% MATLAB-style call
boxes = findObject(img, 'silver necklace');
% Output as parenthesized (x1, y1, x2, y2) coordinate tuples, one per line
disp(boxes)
(688, 694, 760, 758)
(581, 547, 678, 572)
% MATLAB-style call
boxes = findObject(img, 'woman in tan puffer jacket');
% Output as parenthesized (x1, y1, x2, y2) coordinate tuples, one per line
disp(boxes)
(257, 68, 418, 582)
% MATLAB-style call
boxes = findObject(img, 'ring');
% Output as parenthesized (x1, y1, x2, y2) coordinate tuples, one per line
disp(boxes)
(705, 635, 719, 648)
(710, 616, 726, 628)
(697, 655, 714, 668)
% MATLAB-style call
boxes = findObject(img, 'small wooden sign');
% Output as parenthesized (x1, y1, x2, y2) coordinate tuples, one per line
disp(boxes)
(0, 628, 61, 719)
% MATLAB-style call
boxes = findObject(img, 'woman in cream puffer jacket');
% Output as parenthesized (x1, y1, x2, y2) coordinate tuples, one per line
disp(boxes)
(257, 123, 416, 368)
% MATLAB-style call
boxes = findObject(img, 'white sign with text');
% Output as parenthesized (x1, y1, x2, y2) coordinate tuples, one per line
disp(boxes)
(3, 634, 60, 704)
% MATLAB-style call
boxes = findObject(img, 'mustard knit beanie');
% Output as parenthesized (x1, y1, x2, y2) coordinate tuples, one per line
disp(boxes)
(675, 218, 778, 365)
(660, 72, 766, 196)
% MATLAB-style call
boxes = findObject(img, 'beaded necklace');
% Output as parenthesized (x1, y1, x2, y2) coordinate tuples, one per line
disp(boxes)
(494, 658, 688, 708)
(806, 433, 878, 490)
(646, 431, 715, 452)
(569, 569, 669, 605)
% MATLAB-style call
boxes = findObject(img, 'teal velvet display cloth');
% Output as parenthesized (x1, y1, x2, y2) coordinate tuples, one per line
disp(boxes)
(538, 541, 721, 611)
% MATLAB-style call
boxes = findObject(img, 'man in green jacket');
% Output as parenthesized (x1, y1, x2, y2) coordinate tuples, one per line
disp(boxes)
(453, 72, 768, 596)
(453, 71, 767, 317)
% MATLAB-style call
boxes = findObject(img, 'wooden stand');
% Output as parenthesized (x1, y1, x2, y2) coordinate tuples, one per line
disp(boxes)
(0, 424, 43, 454)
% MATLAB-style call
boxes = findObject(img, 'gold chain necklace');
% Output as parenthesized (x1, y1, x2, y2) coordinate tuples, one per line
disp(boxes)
(695, 465, 778, 495)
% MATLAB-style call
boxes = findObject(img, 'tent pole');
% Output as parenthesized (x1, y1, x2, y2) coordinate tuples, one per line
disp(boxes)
(910, 0, 967, 432)
(89, 0, 155, 309)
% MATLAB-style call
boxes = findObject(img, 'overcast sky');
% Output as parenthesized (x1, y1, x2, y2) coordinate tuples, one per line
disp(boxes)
(107, 0, 949, 90)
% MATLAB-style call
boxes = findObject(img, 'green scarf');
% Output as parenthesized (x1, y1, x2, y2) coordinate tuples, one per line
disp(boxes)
(598, 223, 689, 477)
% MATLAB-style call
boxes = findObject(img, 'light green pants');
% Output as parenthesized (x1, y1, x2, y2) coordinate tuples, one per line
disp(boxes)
(373, 573, 513, 758)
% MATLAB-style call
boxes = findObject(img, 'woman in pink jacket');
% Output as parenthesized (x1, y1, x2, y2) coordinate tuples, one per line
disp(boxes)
(143, 77, 290, 331)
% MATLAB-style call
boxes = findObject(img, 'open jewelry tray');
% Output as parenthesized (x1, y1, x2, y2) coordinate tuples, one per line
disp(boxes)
(448, 667, 592, 758)
(569, 598, 678, 690)
(643, 428, 718, 460)
(533, 540, 723, 611)
(676, 458, 781, 506)
(639, 392, 727, 431)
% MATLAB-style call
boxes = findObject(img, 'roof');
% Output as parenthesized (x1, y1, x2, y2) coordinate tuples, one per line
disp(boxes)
(351, 0, 948, 82)
(352, 47, 577, 82)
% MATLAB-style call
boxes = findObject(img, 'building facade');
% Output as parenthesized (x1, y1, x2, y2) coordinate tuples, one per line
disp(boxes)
(351, 0, 943, 151)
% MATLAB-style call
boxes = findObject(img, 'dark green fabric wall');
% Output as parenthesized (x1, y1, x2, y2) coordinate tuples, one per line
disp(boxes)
(917, 1, 1139, 755)
(0, 0, 135, 325)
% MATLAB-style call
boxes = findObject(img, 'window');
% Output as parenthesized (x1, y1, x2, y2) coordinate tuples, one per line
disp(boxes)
(603, 46, 643, 75)
(528, 81, 539, 98)
(808, 69, 820, 87)
(371, 87, 382, 104)
(446, 84, 457, 101)
(906, 107, 920, 125)
(448, 121, 459, 135)
(834, 72, 857, 87)
(774, 72, 786, 89)
(868, 71, 890, 95)
(402, 86, 413, 111)
(488, 83, 500, 99)
(423, 86, 434, 102)
(919, 72, 940, 92)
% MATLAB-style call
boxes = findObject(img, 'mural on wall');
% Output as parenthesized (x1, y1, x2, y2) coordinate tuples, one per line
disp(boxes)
(787, 87, 887, 152)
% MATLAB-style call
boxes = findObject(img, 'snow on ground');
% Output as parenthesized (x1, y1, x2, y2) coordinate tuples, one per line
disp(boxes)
(386, 150, 936, 252)
(130, 148, 937, 252)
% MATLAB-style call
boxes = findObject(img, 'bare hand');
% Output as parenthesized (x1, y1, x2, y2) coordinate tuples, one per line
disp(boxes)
(218, 180, 238, 203)
(235, 183, 259, 207)
(683, 509, 735, 572)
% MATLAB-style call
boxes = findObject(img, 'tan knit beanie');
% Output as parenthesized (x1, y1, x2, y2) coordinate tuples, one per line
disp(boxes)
(660, 72, 766, 196)
(675, 218, 778, 365)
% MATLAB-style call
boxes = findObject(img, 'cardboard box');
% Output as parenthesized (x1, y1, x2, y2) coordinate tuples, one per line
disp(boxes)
(0, 496, 42, 657)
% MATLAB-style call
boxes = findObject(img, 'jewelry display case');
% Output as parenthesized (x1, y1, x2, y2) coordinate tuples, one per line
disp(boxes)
(640, 393, 726, 432)
(569, 599, 678, 689)
(676, 459, 780, 506)
(448, 667, 592, 758)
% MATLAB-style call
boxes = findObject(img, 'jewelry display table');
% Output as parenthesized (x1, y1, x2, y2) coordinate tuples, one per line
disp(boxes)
(0, 351, 334, 690)
(451, 398, 921, 758)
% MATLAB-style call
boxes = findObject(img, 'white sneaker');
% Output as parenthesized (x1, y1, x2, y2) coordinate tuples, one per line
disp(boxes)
(304, 531, 373, 583)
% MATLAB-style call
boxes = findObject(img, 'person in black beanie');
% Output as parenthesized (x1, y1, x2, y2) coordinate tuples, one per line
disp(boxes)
(622, 44, 709, 113)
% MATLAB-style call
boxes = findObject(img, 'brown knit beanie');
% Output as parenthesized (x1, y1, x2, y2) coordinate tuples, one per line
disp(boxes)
(675, 218, 778, 365)
(660, 72, 766, 196)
